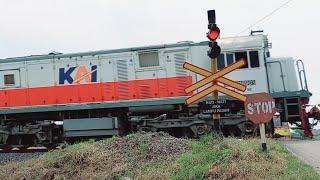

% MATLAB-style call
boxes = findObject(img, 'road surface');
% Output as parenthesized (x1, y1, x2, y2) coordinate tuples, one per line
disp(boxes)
(281, 140, 320, 173)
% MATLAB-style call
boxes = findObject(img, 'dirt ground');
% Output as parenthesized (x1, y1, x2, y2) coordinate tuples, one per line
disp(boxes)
(281, 140, 320, 173)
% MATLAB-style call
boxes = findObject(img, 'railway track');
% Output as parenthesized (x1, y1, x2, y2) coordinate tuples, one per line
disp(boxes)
(0, 148, 51, 164)
(0, 146, 62, 153)
(0, 148, 49, 153)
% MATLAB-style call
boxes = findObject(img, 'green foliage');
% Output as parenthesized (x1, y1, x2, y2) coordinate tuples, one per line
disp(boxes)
(0, 133, 319, 180)
(173, 151, 225, 179)
(140, 143, 150, 155)
(284, 155, 320, 180)
(171, 134, 231, 179)
(171, 134, 320, 180)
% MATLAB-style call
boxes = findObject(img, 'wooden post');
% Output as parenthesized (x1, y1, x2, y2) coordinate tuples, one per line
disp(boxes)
(259, 123, 267, 152)
(212, 58, 220, 131)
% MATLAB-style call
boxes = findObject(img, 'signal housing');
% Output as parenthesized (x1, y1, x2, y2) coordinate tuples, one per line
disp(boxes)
(207, 10, 221, 59)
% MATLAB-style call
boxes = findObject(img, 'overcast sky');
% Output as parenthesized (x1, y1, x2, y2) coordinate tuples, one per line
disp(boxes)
(0, 0, 319, 104)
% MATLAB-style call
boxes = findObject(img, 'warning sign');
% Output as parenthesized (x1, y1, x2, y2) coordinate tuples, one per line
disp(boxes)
(201, 100, 231, 115)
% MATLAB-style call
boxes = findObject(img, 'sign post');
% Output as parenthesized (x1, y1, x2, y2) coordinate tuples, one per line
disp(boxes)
(259, 123, 267, 152)
(212, 57, 220, 132)
(245, 93, 276, 152)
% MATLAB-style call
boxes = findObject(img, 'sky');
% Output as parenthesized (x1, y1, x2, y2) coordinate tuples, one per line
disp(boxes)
(0, 0, 319, 104)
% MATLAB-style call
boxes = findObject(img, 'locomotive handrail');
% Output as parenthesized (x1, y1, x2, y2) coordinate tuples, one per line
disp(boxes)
(296, 59, 309, 94)
(265, 61, 286, 92)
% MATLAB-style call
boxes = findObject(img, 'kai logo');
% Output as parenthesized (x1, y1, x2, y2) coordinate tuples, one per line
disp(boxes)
(59, 65, 97, 84)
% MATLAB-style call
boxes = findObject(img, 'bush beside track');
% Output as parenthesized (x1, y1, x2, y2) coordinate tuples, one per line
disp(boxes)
(0, 132, 319, 180)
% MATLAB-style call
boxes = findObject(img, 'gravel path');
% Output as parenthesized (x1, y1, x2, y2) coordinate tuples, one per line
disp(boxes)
(281, 140, 320, 173)
(0, 152, 44, 164)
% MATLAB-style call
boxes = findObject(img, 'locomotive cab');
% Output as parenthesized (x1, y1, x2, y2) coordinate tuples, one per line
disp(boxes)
(266, 57, 312, 136)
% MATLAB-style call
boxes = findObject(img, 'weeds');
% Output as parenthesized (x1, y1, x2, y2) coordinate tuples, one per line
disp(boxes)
(0, 133, 319, 180)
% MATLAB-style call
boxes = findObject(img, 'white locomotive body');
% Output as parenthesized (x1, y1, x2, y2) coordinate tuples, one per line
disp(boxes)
(0, 34, 312, 149)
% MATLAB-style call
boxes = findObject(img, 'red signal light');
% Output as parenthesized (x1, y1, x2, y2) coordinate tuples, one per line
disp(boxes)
(207, 26, 220, 41)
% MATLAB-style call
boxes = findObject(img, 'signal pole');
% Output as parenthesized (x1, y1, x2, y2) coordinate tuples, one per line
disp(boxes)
(212, 58, 220, 132)
(207, 10, 221, 132)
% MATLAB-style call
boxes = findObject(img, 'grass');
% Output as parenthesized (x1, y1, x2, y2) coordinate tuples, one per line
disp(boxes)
(0, 133, 319, 180)
(170, 135, 320, 180)
(171, 135, 230, 179)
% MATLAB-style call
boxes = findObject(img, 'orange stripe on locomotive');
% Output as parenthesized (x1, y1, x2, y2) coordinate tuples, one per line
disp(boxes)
(0, 76, 192, 107)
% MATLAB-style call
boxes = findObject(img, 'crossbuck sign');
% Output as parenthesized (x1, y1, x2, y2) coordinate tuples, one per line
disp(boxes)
(183, 59, 247, 105)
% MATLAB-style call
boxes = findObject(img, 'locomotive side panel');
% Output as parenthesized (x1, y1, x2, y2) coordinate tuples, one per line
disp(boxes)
(161, 48, 191, 96)
(27, 59, 55, 87)
(267, 57, 301, 93)
(100, 55, 116, 82)
(0, 62, 26, 107)
(0, 49, 192, 109)
(189, 45, 212, 93)
(0, 62, 24, 88)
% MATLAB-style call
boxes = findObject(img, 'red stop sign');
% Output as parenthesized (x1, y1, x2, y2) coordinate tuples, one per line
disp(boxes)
(244, 93, 276, 124)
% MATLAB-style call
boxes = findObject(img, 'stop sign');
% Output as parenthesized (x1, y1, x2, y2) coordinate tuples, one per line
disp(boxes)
(244, 93, 276, 124)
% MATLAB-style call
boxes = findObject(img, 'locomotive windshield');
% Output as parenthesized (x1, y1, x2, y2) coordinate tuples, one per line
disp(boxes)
(217, 50, 260, 70)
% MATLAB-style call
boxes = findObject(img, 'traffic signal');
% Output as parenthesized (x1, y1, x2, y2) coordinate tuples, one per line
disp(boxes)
(207, 10, 221, 59)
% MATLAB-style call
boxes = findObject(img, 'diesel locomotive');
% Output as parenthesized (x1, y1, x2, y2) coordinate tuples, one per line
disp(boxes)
(0, 34, 313, 149)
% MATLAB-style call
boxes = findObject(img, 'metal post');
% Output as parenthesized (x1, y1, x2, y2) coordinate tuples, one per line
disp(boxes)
(212, 58, 220, 132)
(259, 123, 267, 152)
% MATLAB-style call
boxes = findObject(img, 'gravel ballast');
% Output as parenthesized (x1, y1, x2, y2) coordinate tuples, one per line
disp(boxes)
(0, 152, 44, 164)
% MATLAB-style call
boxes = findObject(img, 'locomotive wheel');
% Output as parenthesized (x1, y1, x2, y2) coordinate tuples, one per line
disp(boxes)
(229, 127, 243, 137)
(190, 124, 211, 138)
(137, 126, 158, 133)
(18, 146, 29, 151)
(44, 144, 59, 150)
(0, 144, 12, 151)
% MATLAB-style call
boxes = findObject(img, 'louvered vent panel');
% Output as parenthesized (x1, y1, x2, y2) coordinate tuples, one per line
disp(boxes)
(118, 81, 130, 100)
(159, 80, 167, 93)
(117, 60, 128, 81)
(139, 85, 152, 98)
(103, 83, 113, 94)
(174, 53, 188, 76)
(103, 83, 114, 100)
(176, 77, 189, 95)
